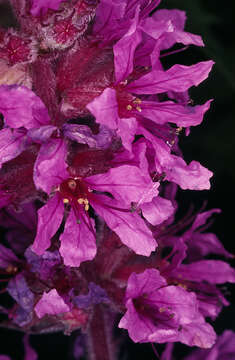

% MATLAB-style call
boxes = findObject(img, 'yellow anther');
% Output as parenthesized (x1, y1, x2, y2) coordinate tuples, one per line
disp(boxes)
(126, 104, 132, 111)
(159, 307, 166, 313)
(133, 98, 142, 104)
(6, 265, 18, 274)
(63, 198, 69, 204)
(178, 283, 187, 290)
(136, 106, 142, 112)
(85, 204, 89, 211)
(84, 199, 89, 205)
(176, 127, 183, 134)
(77, 198, 84, 204)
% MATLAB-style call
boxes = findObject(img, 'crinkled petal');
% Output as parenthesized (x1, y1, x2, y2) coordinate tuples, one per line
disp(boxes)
(93, 0, 126, 39)
(114, 10, 142, 83)
(117, 117, 137, 151)
(62, 124, 97, 147)
(119, 298, 166, 343)
(127, 61, 214, 94)
(63, 124, 114, 149)
(87, 164, 156, 205)
(178, 317, 216, 349)
(27, 125, 56, 144)
(59, 209, 96, 267)
(34, 138, 69, 193)
(153, 10, 204, 48)
(91, 195, 157, 256)
(165, 156, 213, 190)
(125, 269, 167, 299)
(140, 17, 174, 40)
(141, 196, 174, 225)
(7, 274, 34, 312)
(154, 9, 186, 31)
(140, 100, 212, 127)
(31, 194, 64, 255)
(30, 0, 64, 16)
(0, 128, 28, 169)
(34, 289, 70, 318)
(0, 85, 50, 129)
(176, 260, 235, 284)
(87, 88, 119, 129)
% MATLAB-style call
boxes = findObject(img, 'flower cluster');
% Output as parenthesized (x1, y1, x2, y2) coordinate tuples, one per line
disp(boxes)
(0, 1, 234, 359)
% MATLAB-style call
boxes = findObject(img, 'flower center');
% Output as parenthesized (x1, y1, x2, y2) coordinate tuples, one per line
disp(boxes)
(116, 88, 142, 118)
(58, 178, 90, 211)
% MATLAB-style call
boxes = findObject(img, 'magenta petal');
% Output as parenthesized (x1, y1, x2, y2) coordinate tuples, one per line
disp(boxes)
(0, 128, 28, 169)
(125, 269, 167, 299)
(87, 88, 119, 129)
(87, 164, 156, 205)
(140, 16, 174, 40)
(114, 13, 142, 83)
(59, 209, 96, 267)
(165, 156, 213, 190)
(0, 85, 50, 129)
(117, 117, 137, 151)
(176, 260, 235, 284)
(153, 9, 204, 48)
(34, 289, 70, 319)
(119, 298, 165, 343)
(140, 100, 212, 127)
(93, 1, 126, 36)
(34, 138, 69, 193)
(153, 9, 186, 31)
(127, 61, 214, 94)
(31, 194, 64, 255)
(30, 0, 64, 16)
(91, 195, 157, 256)
(141, 196, 174, 225)
(27, 125, 56, 144)
(178, 318, 216, 349)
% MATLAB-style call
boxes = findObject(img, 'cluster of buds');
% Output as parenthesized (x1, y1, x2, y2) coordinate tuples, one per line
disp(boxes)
(0, 1, 234, 359)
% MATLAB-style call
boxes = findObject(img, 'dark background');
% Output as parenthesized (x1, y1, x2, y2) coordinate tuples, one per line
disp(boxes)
(0, 0, 235, 359)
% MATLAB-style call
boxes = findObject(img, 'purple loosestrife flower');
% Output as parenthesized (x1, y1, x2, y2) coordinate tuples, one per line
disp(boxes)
(119, 269, 216, 348)
(31, 138, 157, 265)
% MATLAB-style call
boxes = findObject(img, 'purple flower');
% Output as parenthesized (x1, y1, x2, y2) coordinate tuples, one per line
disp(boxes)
(119, 268, 216, 348)
(0, 85, 54, 168)
(34, 288, 70, 318)
(31, 138, 157, 265)
(7, 274, 35, 326)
